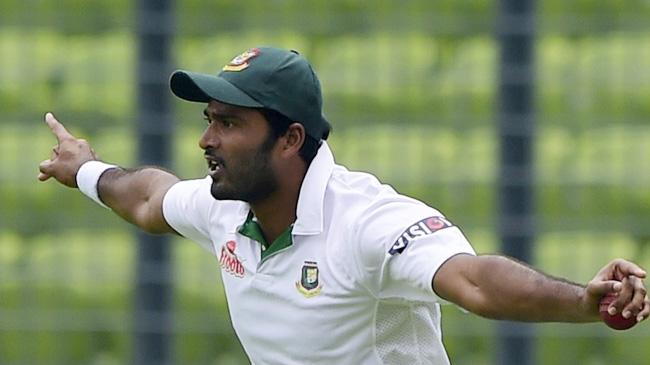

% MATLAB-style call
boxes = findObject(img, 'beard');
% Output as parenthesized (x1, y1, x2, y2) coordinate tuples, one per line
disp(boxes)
(208, 135, 279, 204)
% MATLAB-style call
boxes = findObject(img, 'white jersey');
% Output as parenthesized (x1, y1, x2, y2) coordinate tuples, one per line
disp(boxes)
(162, 142, 475, 365)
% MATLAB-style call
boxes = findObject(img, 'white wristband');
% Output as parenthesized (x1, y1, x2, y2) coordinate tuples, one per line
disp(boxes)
(76, 161, 118, 209)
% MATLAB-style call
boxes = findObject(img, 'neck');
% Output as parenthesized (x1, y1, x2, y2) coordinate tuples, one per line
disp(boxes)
(250, 192, 297, 245)
(250, 164, 305, 244)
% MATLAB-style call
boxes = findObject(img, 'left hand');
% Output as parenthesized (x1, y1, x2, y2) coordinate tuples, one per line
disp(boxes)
(584, 258, 649, 323)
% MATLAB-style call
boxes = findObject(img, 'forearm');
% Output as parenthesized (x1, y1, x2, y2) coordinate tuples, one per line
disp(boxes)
(470, 255, 596, 322)
(97, 166, 180, 233)
(445, 255, 597, 323)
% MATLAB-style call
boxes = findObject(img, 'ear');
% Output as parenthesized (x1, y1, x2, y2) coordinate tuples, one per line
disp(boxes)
(279, 123, 306, 157)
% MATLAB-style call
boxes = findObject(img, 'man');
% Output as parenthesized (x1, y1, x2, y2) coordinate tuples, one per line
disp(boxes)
(39, 47, 648, 365)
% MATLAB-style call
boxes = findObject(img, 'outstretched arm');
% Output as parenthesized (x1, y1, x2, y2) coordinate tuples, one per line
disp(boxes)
(433, 254, 649, 324)
(38, 112, 179, 234)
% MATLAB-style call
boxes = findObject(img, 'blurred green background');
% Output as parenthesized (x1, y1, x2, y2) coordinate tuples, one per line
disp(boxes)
(1, 1, 650, 364)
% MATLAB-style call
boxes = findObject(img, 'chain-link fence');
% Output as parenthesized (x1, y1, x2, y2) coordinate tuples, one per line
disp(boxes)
(1, 1, 649, 364)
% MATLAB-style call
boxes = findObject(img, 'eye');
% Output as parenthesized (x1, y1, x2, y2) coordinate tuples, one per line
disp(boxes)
(221, 119, 234, 128)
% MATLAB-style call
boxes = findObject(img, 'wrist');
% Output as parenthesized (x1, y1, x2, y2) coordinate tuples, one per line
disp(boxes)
(577, 285, 600, 322)
(76, 160, 118, 209)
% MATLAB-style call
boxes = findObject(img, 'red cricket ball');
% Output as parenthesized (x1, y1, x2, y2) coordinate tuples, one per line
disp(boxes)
(599, 292, 637, 330)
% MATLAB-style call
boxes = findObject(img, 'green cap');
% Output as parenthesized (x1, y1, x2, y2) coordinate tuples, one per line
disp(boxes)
(170, 46, 329, 140)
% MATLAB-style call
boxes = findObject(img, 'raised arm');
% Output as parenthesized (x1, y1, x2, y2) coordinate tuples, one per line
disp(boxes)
(38, 113, 179, 234)
(433, 254, 649, 324)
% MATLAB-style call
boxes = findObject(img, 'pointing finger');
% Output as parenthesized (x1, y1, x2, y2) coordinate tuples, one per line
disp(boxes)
(44, 112, 74, 142)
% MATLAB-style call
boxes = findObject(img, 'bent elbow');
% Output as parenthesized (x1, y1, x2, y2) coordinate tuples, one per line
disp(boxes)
(455, 285, 515, 321)
(130, 201, 172, 235)
(139, 222, 170, 235)
(461, 296, 505, 320)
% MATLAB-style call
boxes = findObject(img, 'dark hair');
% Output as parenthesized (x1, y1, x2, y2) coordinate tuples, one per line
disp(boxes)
(259, 108, 325, 164)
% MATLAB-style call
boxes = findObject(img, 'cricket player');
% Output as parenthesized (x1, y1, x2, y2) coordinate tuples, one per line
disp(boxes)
(38, 47, 649, 365)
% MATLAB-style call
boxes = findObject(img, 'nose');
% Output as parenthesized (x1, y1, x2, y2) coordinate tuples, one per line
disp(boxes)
(198, 125, 218, 150)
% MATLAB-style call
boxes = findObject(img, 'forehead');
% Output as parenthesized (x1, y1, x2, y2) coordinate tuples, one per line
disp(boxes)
(206, 100, 257, 116)
(205, 100, 270, 135)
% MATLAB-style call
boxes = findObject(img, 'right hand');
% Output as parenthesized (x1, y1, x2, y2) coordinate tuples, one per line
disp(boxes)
(583, 258, 648, 323)
(38, 112, 98, 188)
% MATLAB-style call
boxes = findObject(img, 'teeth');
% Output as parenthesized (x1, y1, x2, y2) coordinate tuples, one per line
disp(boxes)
(208, 160, 220, 171)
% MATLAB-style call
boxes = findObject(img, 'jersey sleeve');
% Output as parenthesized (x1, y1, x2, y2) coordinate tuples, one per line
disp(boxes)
(352, 197, 476, 303)
(162, 177, 214, 253)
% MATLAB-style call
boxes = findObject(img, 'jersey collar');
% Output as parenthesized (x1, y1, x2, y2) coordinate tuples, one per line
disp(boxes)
(292, 141, 335, 236)
(238, 211, 294, 261)
(232, 142, 334, 238)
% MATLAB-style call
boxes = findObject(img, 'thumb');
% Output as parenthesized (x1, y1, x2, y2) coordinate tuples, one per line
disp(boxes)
(38, 159, 55, 177)
(38, 171, 52, 181)
(588, 280, 622, 296)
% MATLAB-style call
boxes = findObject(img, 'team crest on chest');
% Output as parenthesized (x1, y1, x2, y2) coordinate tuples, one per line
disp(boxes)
(219, 240, 245, 278)
(295, 261, 323, 298)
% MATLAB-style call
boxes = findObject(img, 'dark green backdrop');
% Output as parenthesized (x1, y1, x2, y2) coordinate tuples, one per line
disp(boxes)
(1, 1, 649, 364)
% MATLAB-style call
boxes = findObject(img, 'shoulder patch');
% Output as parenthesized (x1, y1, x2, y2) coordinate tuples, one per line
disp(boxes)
(388, 216, 453, 255)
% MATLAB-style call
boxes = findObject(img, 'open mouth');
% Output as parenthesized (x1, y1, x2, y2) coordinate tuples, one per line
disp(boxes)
(208, 159, 221, 172)
(205, 156, 225, 175)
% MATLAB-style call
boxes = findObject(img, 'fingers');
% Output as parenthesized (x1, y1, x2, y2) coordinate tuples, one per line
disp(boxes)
(588, 279, 621, 296)
(638, 295, 650, 323)
(44, 112, 74, 143)
(37, 145, 59, 182)
(39, 113, 96, 187)
(594, 259, 647, 284)
(612, 259, 647, 280)
(610, 276, 633, 315)
(589, 259, 648, 322)
(620, 276, 648, 321)
(604, 275, 649, 323)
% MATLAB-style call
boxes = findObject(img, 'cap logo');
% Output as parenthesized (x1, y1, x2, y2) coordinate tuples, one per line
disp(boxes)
(222, 48, 260, 72)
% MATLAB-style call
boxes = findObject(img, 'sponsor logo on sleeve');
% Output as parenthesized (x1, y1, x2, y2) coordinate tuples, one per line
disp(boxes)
(219, 240, 245, 278)
(388, 216, 454, 255)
